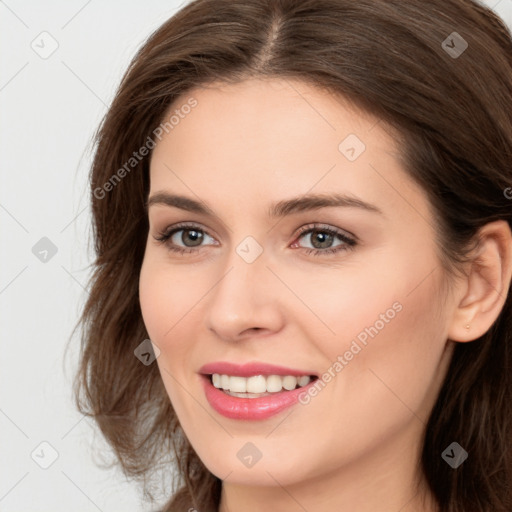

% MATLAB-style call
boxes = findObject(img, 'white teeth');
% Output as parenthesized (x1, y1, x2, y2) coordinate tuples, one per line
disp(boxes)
(246, 375, 267, 393)
(229, 376, 247, 393)
(266, 375, 283, 393)
(297, 375, 311, 387)
(282, 375, 298, 390)
(220, 374, 230, 390)
(211, 373, 312, 394)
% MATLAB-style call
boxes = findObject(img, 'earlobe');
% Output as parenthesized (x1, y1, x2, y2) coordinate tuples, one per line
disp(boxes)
(447, 220, 512, 343)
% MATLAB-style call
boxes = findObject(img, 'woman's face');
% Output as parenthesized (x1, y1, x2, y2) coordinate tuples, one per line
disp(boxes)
(139, 78, 458, 489)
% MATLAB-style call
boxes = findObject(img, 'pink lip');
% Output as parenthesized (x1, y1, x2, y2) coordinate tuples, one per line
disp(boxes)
(201, 375, 318, 420)
(199, 361, 319, 420)
(199, 361, 317, 377)
(202, 376, 316, 420)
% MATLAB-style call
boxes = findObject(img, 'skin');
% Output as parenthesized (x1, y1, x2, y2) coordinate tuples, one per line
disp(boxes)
(138, 77, 512, 512)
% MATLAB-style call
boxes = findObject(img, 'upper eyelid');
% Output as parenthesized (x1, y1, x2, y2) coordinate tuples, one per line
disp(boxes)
(296, 223, 356, 239)
(163, 222, 217, 239)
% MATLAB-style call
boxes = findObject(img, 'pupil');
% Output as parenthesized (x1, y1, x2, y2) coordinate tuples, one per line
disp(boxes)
(183, 229, 203, 247)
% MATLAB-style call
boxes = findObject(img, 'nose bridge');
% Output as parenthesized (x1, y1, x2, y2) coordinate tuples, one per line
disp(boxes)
(217, 231, 268, 295)
(204, 235, 283, 339)
(212, 237, 268, 313)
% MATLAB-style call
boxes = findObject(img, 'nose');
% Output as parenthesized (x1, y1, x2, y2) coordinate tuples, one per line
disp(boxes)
(204, 247, 285, 342)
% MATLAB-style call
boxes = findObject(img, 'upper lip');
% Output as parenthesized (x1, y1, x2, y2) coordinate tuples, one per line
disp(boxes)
(199, 361, 318, 378)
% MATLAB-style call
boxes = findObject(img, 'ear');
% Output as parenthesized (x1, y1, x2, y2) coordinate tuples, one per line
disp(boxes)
(447, 220, 512, 342)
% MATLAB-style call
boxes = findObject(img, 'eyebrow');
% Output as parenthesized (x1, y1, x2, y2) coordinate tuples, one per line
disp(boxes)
(146, 192, 383, 218)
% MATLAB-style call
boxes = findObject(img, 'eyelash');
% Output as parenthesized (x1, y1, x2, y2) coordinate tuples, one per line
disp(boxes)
(153, 222, 357, 257)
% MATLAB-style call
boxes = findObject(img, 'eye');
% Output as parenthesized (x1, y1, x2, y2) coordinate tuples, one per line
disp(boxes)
(291, 223, 357, 256)
(154, 222, 218, 255)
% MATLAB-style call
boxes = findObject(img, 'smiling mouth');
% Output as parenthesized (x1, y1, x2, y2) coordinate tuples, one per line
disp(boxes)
(207, 373, 318, 398)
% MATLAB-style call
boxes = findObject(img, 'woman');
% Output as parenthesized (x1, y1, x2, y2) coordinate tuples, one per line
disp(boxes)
(73, 0, 512, 510)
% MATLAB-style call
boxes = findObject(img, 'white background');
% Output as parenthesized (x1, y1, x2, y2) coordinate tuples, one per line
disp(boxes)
(1, 1, 511, 510)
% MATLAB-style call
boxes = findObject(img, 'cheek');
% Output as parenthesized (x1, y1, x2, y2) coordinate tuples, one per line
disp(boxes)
(265, 250, 412, 360)
(284, 236, 442, 362)
(139, 255, 200, 416)
(139, 253, 201, 342)
(314, 264, 447, 441)
(138, 253, 211, 407)
(281, 244, 447, 421)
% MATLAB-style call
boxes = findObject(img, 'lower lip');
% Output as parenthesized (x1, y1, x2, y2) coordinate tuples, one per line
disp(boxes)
(201, 375, 317, 420)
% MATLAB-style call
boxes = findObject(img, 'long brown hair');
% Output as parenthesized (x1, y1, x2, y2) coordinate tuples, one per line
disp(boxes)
(72, 1, 512, 510)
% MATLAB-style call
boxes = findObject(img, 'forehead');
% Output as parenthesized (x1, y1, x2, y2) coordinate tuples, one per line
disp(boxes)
(148, 77, 430, 226)
(152, 77, 391, 163)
